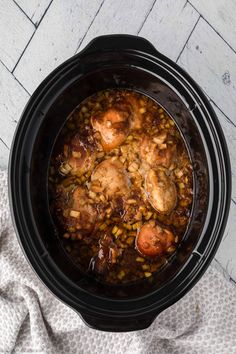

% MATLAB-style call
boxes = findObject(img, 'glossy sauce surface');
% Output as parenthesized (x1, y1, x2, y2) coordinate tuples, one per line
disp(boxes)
(49, 90, 193, 283)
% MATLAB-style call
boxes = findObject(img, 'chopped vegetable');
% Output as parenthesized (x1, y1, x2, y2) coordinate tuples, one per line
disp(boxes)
(70, 210, 80, 218)
(49, 89, 193, 284)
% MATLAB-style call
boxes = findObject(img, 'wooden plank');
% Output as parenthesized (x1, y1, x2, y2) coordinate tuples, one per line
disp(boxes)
(15, 0, 52, 26)
(77, 0, 155, 51)
(139, 0, 199, 61)
(0, 62, 29, 147)
(189, 0, 236, 52)
(0, 140, 9, 169)
(0, 0, 35, 71)
(211, 103, 236, 202)
(178, 18, 236, 123)
(215, 200, 236, 282)
(14, 0, 104, 94)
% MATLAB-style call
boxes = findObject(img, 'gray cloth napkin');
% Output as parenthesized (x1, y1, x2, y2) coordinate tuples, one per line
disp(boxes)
(0, 169, 236, 354)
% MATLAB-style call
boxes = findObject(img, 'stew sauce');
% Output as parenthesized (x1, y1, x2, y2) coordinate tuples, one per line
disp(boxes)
(49, 90, 193, 283)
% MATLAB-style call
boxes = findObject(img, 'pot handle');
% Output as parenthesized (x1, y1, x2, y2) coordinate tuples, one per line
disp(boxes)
(81, 34, 158, 56)
(80, 312, 157, 332)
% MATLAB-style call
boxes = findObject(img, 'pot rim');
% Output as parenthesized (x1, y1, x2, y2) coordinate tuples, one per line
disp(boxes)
(8, 35, 231, 323)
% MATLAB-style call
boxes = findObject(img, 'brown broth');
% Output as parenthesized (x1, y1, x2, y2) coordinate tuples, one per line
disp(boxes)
(48, 89, 193, 284)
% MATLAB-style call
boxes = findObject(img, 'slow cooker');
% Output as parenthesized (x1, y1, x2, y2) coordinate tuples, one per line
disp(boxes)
(9, 35, 231, 331)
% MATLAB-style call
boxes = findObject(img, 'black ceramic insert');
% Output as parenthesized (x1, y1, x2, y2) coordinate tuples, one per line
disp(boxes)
(9, 35, 231, 332)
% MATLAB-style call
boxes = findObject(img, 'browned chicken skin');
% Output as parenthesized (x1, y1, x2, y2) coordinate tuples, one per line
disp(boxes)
(140, 134, 177, 169)
(91, 104, 131, 151)
(145, 168, 177, 214)
(91, 94, 146, 151)
(126, 95, 143, 129)
(71, 186, 97, 228)
(55, 185, 97, 233)
(136, 222, 175, 257)
(60, 134, 96, 176)
(91, 159, 130, 201)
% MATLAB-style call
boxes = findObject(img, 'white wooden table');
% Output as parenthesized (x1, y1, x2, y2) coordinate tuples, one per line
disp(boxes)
(0, 0, 235, 282)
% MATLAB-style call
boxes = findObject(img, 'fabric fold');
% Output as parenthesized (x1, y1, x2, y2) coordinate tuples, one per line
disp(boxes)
(1, 169, 236, 354)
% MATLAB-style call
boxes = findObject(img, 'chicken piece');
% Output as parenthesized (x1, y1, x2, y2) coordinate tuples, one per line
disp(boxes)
(91, 159, 130, 202)
(126, 95, 143, 130)
(71, 186, 97, 232)
(145, 168, 177, 214)
(56, 185, 97, 233)
(60, 134, 96, 176)
(140, 134, 177, 169)
(91, 103, 131, 151)
(90, 234, 119, 274)
(136, 222, 175, 257)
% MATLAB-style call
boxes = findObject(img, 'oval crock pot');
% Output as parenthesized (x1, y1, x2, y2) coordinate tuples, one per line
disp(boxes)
(9, 34, 231, 332)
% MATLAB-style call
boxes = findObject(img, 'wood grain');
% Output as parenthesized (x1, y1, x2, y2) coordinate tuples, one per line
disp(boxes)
(215, 200, 236, 282)
(14, 0, 104, 94)
(0, 62, 29, 147)
(189, 0, 236, 52)
(139, 0, 199, 61)
(211, 103, 236, 202)
(15, 0, 52, 26)
(0, 140, 9, 169)
(178, 18, 236, 124)
(77, 0, 155, 51)
(0, 0, 35, 71)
